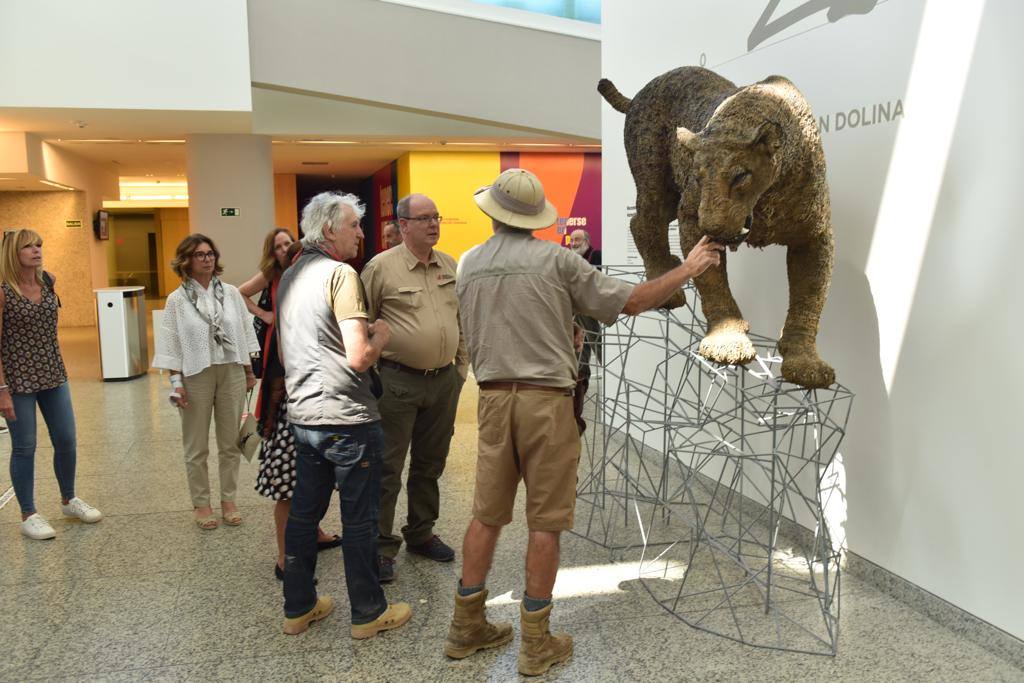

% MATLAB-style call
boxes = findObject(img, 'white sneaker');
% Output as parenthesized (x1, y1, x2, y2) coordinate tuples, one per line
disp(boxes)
(21, 513, 56, 540)
(61, 497, 103, 523)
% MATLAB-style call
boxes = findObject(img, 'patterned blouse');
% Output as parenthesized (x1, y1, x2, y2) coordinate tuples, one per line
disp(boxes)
(0, 280, 68, 394)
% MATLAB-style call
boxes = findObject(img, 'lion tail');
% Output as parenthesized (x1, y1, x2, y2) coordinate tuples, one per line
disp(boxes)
(598, 78, 632, 113)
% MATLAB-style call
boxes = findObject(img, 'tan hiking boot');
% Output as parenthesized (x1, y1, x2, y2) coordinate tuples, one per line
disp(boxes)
(443, 589, 514, 659)
(518, 603, 573, 676)
(350, 602, 412, 639)
(282, 595, 335, 635)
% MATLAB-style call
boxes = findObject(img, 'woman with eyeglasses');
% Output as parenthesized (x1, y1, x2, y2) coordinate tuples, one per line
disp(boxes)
(238, 230, 340, 580)
(154, 234, 259, 530)
(0, 229, 102, 540)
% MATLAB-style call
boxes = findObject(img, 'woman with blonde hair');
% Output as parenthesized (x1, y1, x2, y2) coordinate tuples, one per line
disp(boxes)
(0, 229, 102, 540)
(239, 229, 340, 581)
(154, 234, 259, 530)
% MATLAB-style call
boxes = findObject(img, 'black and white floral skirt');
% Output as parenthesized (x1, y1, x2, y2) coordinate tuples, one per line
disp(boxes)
(255, 402, 297, 500)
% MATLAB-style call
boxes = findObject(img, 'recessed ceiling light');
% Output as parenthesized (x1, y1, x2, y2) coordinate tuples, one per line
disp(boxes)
(120, 181, 187, 187)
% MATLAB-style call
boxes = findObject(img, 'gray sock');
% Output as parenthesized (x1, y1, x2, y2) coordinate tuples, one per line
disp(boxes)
(523, 593, 551, 612)
(458, 580, 485, 597)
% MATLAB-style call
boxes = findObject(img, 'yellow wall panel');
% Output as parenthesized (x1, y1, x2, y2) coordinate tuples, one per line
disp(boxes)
(400, 151, 500, 262)
(396, 154, 412, 207)
(157, 208, 190, 296)
(273, 174, 298, 236)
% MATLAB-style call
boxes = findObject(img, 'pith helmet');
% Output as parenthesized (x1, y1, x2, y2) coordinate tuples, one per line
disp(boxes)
(473, 168, 558, 230)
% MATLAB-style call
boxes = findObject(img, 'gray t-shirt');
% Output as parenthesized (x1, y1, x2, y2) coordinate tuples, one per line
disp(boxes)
(457, 228, 634, 388)
(277, 248, 380, 426)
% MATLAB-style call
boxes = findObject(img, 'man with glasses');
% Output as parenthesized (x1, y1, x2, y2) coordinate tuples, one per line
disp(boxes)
(360, 193, 468, 583)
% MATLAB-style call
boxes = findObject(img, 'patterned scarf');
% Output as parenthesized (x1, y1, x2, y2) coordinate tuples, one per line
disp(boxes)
(182, 277, 234, 351)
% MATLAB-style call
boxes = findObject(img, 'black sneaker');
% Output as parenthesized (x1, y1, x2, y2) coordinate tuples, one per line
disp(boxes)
(379, 555, 396, 584)
(407, 535, 455, 562)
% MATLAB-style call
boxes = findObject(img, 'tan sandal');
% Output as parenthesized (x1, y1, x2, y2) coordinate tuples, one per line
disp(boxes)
(222, 510, 242, 526)
(195, 515, 219, 530)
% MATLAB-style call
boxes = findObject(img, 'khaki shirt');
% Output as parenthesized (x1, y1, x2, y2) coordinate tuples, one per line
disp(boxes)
(457, 227, 634, 388)
(361, 242, 467, 371)
(325, 264, 369, 322)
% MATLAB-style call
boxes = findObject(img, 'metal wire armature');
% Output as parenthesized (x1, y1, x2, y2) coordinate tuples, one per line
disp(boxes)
(573, 266, 854, 655)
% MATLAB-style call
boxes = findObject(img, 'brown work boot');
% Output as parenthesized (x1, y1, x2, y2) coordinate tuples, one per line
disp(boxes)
(443, 589, 513, 659)
(517, 602, 573, 676)
(350, 602, 412, 640)
(282, 595, 335, 635)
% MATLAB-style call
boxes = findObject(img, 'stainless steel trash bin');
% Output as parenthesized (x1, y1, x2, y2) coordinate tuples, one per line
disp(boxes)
(94, 286, 148, 381)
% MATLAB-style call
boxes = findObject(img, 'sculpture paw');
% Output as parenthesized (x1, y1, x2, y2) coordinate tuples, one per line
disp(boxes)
(699, 322, 757, 365)
(780, 352, 835, 389)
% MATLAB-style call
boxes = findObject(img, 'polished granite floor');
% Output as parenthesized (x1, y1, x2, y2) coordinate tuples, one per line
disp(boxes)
(1, 328, 1022, 682)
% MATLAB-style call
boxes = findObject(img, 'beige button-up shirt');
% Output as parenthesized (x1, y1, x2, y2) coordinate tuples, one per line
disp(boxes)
(457, 227, 634, 388)
(361, 242, 468, 372)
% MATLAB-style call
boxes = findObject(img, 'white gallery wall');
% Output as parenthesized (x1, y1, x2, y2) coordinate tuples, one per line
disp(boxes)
(0, 0, 252, 111)
(247, 0, 600, 139)
(602, 0, 1023, 638)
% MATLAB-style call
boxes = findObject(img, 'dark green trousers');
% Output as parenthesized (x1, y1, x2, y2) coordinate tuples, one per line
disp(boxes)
(377, 364, 464, 558)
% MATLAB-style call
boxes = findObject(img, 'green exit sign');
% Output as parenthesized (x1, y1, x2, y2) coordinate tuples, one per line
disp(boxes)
(221, 208, 240, 217)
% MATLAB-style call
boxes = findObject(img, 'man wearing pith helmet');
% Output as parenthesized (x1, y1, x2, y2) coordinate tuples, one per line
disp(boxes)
(444, 168, 724, 675)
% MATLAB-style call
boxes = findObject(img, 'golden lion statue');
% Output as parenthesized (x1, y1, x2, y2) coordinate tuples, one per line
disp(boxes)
(599, 66, 835, 389)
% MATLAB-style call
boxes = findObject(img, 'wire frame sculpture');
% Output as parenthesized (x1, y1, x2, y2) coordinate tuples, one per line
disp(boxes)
(573, 266, 854, 655)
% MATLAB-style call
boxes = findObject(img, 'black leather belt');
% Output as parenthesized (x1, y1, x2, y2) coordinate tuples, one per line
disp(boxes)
(380, 359, 452, 376)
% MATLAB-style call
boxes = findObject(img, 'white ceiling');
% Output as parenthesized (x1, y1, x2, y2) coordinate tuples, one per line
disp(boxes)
(0, 108, 251, 139)
(2, 85, 597, 185)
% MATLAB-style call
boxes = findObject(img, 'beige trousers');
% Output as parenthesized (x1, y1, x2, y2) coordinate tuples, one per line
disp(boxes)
(180, 363, 246, 508)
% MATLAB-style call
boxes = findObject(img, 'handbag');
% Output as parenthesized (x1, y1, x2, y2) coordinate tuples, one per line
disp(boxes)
(238, 390, 261, 463)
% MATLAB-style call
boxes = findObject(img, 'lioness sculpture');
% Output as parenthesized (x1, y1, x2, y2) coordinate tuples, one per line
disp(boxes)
(599, 66, 835, 389)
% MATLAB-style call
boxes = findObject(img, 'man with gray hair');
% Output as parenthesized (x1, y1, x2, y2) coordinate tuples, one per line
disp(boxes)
(276, 191, 412, 639)
(569, 228, 601, 266)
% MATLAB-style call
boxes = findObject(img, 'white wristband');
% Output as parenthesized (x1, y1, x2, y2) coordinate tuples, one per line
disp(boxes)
(169, 374, 184, 390)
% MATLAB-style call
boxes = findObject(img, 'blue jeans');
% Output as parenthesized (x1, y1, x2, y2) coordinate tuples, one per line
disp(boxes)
(284, 421, 388, 625)
(5, 382, 77, 516)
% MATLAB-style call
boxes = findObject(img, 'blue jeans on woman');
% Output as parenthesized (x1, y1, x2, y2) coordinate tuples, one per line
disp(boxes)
(284, 421, 388, 625)
(6, 382, 77, 516)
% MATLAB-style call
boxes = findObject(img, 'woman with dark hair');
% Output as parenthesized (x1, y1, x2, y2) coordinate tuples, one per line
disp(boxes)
(239, 230, 340, 580)
(0, 229, 102, 540)
(154, 234, 259, 530)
